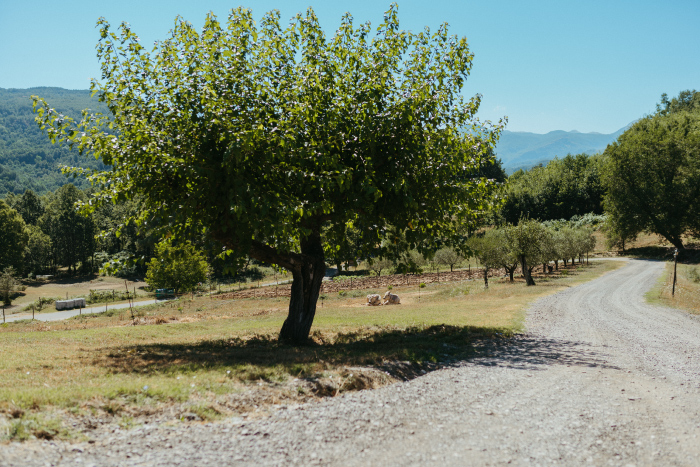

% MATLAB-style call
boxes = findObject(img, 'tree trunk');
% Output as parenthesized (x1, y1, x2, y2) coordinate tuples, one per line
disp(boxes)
(520, 255, 535, 286)
(571, 257, 575, 266)
(554, 259, 558, 270)
(483, 266, 489, 288)
(562, 259, 567, 267)
(279, 233, 326, 343)
(542, 263, 547, 274)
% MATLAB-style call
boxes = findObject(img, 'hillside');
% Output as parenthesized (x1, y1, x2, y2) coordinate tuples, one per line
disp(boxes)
(0, 87, 108, 196)
(496, 125, 631, 172)
(1, 86, 631, 195)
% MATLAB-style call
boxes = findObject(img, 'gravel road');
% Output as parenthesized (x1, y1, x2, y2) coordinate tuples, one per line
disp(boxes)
(3, 258, 700, 466)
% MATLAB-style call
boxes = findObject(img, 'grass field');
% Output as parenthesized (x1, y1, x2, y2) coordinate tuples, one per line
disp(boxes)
(646, 261, 700, 315)
(6, 276, 149, 314)
(0, 260, 623, 441)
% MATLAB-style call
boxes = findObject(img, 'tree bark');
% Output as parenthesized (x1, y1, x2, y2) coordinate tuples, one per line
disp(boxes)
(278, 233, 326, 343)
(483, 266, 489, 288)
(520, 255, 535, 286)
(213, 226, 326, 344)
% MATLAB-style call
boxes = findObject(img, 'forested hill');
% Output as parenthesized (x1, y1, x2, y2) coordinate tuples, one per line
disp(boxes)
(0, 87, 108, 196)
(497, 125, 631, 173)
(0, 86, 631, 195)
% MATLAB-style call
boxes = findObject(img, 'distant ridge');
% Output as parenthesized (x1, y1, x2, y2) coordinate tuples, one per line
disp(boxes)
(496, 124, 633, 172)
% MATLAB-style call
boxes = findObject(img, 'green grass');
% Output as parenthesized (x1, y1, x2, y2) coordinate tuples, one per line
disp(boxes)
(0, 260, 623, 441)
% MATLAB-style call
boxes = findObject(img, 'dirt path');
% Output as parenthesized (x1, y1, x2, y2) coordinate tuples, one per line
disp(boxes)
(3, 259, 700, 466)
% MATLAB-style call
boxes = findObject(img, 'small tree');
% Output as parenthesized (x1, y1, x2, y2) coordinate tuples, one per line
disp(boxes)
(470, 232, 504, 288)
(434, 247, 463, 272)
(0, 267, 19, 306)
(368, 257, 393, 277)
(145, 242, 210, 294)
(505, 219, 548, 286)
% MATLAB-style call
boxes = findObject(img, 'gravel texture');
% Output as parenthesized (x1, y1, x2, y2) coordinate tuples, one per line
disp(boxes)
(3, 258, 700, 466)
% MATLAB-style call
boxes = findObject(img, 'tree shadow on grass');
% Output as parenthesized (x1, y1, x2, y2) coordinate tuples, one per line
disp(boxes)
(93, 325, 619, 384)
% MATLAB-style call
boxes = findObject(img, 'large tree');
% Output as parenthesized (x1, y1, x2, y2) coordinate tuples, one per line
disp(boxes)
(0, 200, 29, 273)
(603, 95, 700, 250)
(33, 5, 504, 342)
(40, 184, 97, 273)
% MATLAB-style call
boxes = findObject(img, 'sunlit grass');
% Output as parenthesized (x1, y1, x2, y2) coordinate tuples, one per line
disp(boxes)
(646, 262, 700, 314)
(0, 260, 623, 440)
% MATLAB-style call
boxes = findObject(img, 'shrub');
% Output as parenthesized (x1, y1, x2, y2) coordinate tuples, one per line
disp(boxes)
(419, 283, 426, 288)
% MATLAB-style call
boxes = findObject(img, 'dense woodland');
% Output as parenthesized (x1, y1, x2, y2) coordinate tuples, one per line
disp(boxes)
(0, 88, 108, 195)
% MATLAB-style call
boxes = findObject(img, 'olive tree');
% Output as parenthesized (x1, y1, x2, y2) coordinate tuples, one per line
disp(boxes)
(33, 5, 504, 342)
(434, 246, 463, 272)
(504, 219, 549, 286)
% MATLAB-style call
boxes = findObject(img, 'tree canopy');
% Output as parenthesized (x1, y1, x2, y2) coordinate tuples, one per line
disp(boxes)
(603, 92, 700, 250)
(33, 5, 504, 342)
(0, 200, 28, 272)
(500, 153, 605, 224)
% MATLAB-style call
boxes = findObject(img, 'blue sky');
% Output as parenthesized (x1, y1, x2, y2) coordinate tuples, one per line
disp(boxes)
(1, 0, 698, 133)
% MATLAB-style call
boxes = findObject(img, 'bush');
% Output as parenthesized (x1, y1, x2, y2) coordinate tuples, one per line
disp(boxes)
(146, 241, 210, 294)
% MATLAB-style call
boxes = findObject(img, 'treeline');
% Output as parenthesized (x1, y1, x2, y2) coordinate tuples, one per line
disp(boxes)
(495, 89, 700, 256)
(0, 184, 153, 277)
(0, 183, 250, 280)
(0, 88, 108, 196)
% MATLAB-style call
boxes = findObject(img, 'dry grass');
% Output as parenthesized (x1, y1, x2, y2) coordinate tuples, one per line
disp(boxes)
(7, 275, 148, 314)
(0, 260, 623, 441)
(646, 262, 700, 315)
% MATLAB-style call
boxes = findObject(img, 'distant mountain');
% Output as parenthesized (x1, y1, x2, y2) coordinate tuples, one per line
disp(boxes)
(496, 124, 633, 173)
(0, 87, 107, 196)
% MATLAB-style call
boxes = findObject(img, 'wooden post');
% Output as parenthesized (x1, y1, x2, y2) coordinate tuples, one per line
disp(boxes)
(2, 305, 5, 323)
(32, 305, 35, 320)
(672, 249, 679, 296)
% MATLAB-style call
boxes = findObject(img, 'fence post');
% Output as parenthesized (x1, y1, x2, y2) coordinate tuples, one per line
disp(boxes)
(672, 249, 679, 296)
(32, 305, 35, 321)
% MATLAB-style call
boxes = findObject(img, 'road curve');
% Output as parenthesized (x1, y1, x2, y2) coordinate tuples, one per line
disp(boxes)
(3, 299, 167, 323)
(3, 259, 700, 466)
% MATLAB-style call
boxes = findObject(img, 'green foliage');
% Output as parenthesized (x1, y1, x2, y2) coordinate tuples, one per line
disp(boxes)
(5, 190, 45, 225)
(40, 184, 97, 273)
(145, 241, 210, 294)
(367, 257, 394, 277)
(23, 224, 52, 274)
(433, 246, 463, 272)
(0, 199, 29, 272)
(603, 92, 700, 250)
(0, 88, 109, 196)
(504, 219, 550, 285)
(656, 89, 700, 116)
(500, 153, 605, 223)
(32, 5, 504, 341)
(0, 267, 20, 306)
